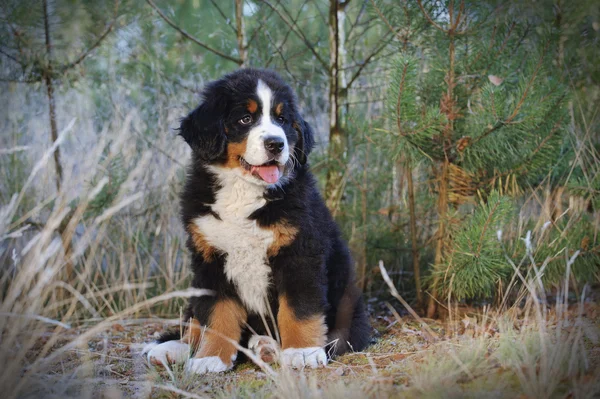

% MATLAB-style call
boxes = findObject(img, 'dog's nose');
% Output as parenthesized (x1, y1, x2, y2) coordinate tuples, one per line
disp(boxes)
(264, 136, 285, 155)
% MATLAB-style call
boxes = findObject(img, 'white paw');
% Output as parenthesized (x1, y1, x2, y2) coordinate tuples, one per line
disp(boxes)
(145, 340, 189, 366)
(248, 335, 279, 363)
(185, 356, 231, 374)
(281, 347, 328, 369)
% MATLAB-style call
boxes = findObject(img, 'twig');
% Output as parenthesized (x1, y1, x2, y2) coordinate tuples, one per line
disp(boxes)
(258, 0, 328, 70)
(379, 260, 475, 380)
(416, 0, 446, 32)
(209, 0, 237, 34)
(146, 0, 243, 65)
(60, 0, 121, 71)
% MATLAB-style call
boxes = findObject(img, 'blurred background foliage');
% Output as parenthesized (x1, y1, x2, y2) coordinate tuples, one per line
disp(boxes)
(0, 0, 598, 319)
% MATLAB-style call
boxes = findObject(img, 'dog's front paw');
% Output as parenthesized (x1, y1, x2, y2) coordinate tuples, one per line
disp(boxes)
(185, 356, 231, 374)
(281, 347, 327, 369)
(144, 340, 189, 366)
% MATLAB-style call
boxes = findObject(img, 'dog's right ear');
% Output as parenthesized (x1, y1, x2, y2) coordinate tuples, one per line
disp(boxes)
(179, 81, 228, 162)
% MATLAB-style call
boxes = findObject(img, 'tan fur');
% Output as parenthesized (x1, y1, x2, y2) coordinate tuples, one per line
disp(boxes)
(195, 299, 247, 366)
(275, 102, 283, 116)
(277, 296, 327, 349)
(181, 317, 202, 350)
(188, 223, 217, 261)
(247, 99, 258, 113)
(266, 221, 298, 257)
(224, 141, 247, 169)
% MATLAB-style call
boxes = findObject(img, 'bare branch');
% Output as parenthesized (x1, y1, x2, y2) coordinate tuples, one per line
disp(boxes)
(258, 0, 328, 70)
(369, 0, 404, 41)
(264, 0, 309, 68)
(0, 47, 22, 65)
(0, 76, 41, 83)
(346, 30, 395, 88)
(347, 0, 367, 41)
(60, 0, 121, 72)
(247, 0, 279, 46)
(209, 0, 238, 34)
(146, 0, 243, 65)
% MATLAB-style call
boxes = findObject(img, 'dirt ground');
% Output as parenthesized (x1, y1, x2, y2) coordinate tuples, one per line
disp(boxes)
(25, 295, 600, 399)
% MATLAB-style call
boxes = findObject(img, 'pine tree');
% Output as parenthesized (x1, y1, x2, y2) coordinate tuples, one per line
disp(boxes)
(379, 0, 572, 315)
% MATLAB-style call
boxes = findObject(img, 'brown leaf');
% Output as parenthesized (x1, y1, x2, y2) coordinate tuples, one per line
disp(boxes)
(456, 136, 471, 152)
(581, 236, 590, 251)
(488, 75, 503, 86)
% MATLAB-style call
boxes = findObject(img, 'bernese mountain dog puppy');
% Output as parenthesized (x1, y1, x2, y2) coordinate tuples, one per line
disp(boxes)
(144, 68, 370, 374)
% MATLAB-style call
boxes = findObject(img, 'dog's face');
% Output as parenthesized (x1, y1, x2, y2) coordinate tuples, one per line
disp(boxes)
(179, 69, 314, 186)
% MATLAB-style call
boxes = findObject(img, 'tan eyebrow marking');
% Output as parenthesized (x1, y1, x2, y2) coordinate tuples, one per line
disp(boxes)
(247, 99, 258, 113)
(275, 102, 283, 116)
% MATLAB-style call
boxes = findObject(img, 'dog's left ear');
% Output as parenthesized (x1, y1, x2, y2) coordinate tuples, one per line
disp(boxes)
(179, 81, 228, 162)
(293, 118, 315, 165)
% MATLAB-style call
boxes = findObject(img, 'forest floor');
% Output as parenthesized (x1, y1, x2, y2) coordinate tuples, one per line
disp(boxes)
(24, 291, 600, 399)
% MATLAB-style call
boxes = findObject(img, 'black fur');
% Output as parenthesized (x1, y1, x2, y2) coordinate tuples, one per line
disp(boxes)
(166, 68, 370, 360)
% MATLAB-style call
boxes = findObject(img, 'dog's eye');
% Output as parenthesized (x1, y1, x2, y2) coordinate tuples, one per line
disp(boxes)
(239, 115, 253, 125)
(275, 116, 286, 125)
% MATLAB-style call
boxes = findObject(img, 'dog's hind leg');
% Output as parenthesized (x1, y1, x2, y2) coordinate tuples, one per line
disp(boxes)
(248, 335, 280, 364)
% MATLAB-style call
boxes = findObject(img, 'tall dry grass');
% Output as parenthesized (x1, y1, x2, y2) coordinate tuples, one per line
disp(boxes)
(0, 81, 200, 398)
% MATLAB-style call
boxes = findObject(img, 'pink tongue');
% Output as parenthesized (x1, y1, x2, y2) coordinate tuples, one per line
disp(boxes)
(251, 165, 281, 184)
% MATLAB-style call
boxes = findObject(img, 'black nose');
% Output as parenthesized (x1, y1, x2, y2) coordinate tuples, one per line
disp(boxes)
(264, 136, 285, 155)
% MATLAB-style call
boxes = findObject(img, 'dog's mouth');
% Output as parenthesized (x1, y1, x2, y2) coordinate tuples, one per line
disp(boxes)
(240, 157, 285, 184)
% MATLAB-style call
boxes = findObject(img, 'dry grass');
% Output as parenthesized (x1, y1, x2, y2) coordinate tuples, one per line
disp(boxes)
(1, 84, 599, 398)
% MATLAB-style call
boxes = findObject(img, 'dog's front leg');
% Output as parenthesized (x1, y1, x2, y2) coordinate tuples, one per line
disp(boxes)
(185, 298, 247, 374)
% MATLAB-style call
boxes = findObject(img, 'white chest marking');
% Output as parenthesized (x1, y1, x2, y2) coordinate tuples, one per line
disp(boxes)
(194, 166, 273, 314)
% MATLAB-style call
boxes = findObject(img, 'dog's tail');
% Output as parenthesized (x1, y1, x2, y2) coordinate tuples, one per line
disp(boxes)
(155, 329, 182, 344)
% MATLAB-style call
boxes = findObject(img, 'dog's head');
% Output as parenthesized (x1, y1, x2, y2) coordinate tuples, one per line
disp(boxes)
(179, 69, 314, 186)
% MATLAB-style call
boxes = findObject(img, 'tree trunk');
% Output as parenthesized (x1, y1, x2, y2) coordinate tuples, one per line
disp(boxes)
(325, 0, 348, 212)
(426, 159, 449, 318)
(406, 160, 422, 307)
(356, 140, 369, 291)
(43, 0, 63, 192)
(426, 23, 456, 318)
(235, 0, 247, 67)
(43, 0, 73, 279)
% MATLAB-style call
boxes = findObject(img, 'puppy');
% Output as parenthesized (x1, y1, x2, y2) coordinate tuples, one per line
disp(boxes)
(144, 68, 370, 374)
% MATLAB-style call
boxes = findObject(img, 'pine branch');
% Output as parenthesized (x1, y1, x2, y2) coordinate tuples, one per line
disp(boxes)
(470, 41, 553, 148)
(145, 0, 243, 65)
(505, 41, 551, 122)
(475, 199, 500, 256)
(395, 60, 410, 135)
(416, 0, 446, 33)
(483, 121, 563, 184)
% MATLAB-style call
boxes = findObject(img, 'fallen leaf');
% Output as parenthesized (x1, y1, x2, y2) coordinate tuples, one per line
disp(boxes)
(488, 75, 503, 86)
